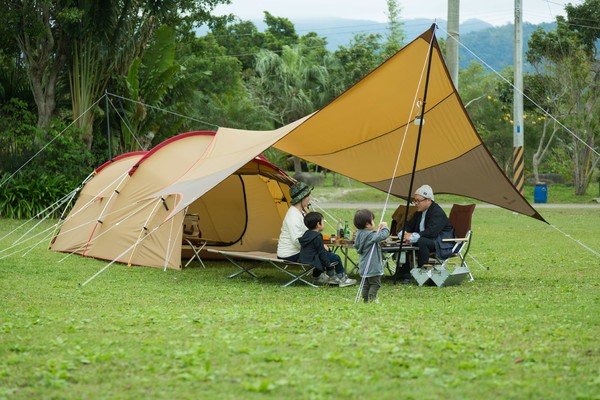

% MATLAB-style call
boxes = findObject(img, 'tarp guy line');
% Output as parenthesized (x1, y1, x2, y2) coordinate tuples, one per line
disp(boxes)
(439, 25, 600, 159)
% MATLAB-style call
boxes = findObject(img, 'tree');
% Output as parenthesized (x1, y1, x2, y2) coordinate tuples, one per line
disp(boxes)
(459, 63, 516, 173)
(112, 25, 182, 152)
(1, 1, 69, 133)
(0, 0, 227, 139)
(211, 18, 265, 73)
(263, 12, 299, 52)
(381, 0, 405, 60)
(523, 73, 564, 182)
(250, 43, 344, 173)
(179, 33, 274, 134)
(527, 12, 600, 195)
(335, 33, 382, 88)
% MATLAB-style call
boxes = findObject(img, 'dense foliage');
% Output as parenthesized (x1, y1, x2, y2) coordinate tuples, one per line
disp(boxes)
(0, 0, 598, 218)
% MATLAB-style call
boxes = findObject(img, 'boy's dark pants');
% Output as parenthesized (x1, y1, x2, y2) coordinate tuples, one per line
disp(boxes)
(362, 275, 382, 302)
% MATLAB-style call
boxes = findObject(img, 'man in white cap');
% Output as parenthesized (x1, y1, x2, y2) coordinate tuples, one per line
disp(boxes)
(398, 184, 455, 280)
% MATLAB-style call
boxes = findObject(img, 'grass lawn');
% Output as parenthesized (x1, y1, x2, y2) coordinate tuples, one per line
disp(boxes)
(1, 207, 599, 399)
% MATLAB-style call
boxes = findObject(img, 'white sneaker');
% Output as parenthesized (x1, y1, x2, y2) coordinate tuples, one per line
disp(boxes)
(337, 275, 357, 287)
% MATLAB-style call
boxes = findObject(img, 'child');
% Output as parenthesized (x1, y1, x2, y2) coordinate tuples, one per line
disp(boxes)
(353, 209, 389, 303)
(298, 212, 357, 287)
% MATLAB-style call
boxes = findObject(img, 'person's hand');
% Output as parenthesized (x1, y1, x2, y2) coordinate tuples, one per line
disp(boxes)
(324, 244, 329, 252)
(378, 222, 388, 229)
(403, 232, 412, 242)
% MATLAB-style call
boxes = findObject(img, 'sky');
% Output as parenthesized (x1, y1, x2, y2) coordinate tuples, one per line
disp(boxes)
(212, 0, 582, 26)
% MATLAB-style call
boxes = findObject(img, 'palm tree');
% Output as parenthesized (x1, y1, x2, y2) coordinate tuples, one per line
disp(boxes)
(250, 44, 344, 173)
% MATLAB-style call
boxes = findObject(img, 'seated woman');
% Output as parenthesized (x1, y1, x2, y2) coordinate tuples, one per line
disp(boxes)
(277, 182, 354, 286)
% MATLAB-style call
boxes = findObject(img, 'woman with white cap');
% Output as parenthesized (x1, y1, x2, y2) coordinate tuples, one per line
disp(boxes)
(398, 184, 455, 279)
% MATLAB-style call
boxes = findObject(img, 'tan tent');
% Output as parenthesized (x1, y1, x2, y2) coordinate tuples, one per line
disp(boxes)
(51, 26, 543, 270)
(50, 131, 295, 269)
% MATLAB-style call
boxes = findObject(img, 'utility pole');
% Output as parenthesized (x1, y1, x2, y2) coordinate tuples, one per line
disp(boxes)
(446, 0, 460, 88)
(513, 0, 525, 193)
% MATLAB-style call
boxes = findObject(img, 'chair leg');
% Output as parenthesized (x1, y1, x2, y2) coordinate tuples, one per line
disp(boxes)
(184, 239, 206, 268)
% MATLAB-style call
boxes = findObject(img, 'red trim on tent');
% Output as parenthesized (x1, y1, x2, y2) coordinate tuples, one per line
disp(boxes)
(129, 131, 216, 176)
(95, 151, 148, 174)
(254, 154, 290, 177)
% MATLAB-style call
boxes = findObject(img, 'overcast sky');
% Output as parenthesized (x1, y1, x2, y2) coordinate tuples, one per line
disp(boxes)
(213, 0, 581, 26)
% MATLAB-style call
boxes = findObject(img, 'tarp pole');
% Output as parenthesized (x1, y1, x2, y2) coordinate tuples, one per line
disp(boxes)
(393, 24, 438, 283)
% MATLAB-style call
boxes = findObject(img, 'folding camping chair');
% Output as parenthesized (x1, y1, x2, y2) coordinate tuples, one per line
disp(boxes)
(182, 213, 207, 268)
(410, 204, 475, 287)
(414, 204, 476, 287)
(442, 204, 476, 273)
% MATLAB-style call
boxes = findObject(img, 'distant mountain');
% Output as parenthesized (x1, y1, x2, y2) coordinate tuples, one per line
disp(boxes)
(290, 18, 554, 72)
(459, 22, 555, 72)
(197, 17, 555, 72)
(254, 17, 495, 50)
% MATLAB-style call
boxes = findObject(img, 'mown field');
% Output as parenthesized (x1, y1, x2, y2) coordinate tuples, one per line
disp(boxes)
(0, 207, 599, 399)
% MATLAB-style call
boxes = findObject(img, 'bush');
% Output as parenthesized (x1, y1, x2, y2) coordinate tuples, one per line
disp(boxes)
(0, 171, 75, 219)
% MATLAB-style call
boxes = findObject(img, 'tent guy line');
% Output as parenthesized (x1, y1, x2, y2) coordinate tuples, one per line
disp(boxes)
(107, 92, 219, 129)
(106, 96, 146, 151)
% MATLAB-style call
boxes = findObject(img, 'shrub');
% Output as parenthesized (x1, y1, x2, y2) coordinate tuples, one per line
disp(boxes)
(0, 171, 75, 219)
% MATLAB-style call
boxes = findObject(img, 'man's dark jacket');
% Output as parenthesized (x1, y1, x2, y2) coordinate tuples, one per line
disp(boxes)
(404, 201, 455, 258)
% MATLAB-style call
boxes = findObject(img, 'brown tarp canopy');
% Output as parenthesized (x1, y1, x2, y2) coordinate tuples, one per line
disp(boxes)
(274, 25, 544, 222)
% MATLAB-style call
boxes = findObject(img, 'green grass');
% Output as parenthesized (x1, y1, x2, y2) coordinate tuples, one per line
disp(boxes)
(1, 208, 599, 399)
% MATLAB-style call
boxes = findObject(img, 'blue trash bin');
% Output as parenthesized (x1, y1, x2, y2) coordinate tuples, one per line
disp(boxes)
(534, 182, 547, 203)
